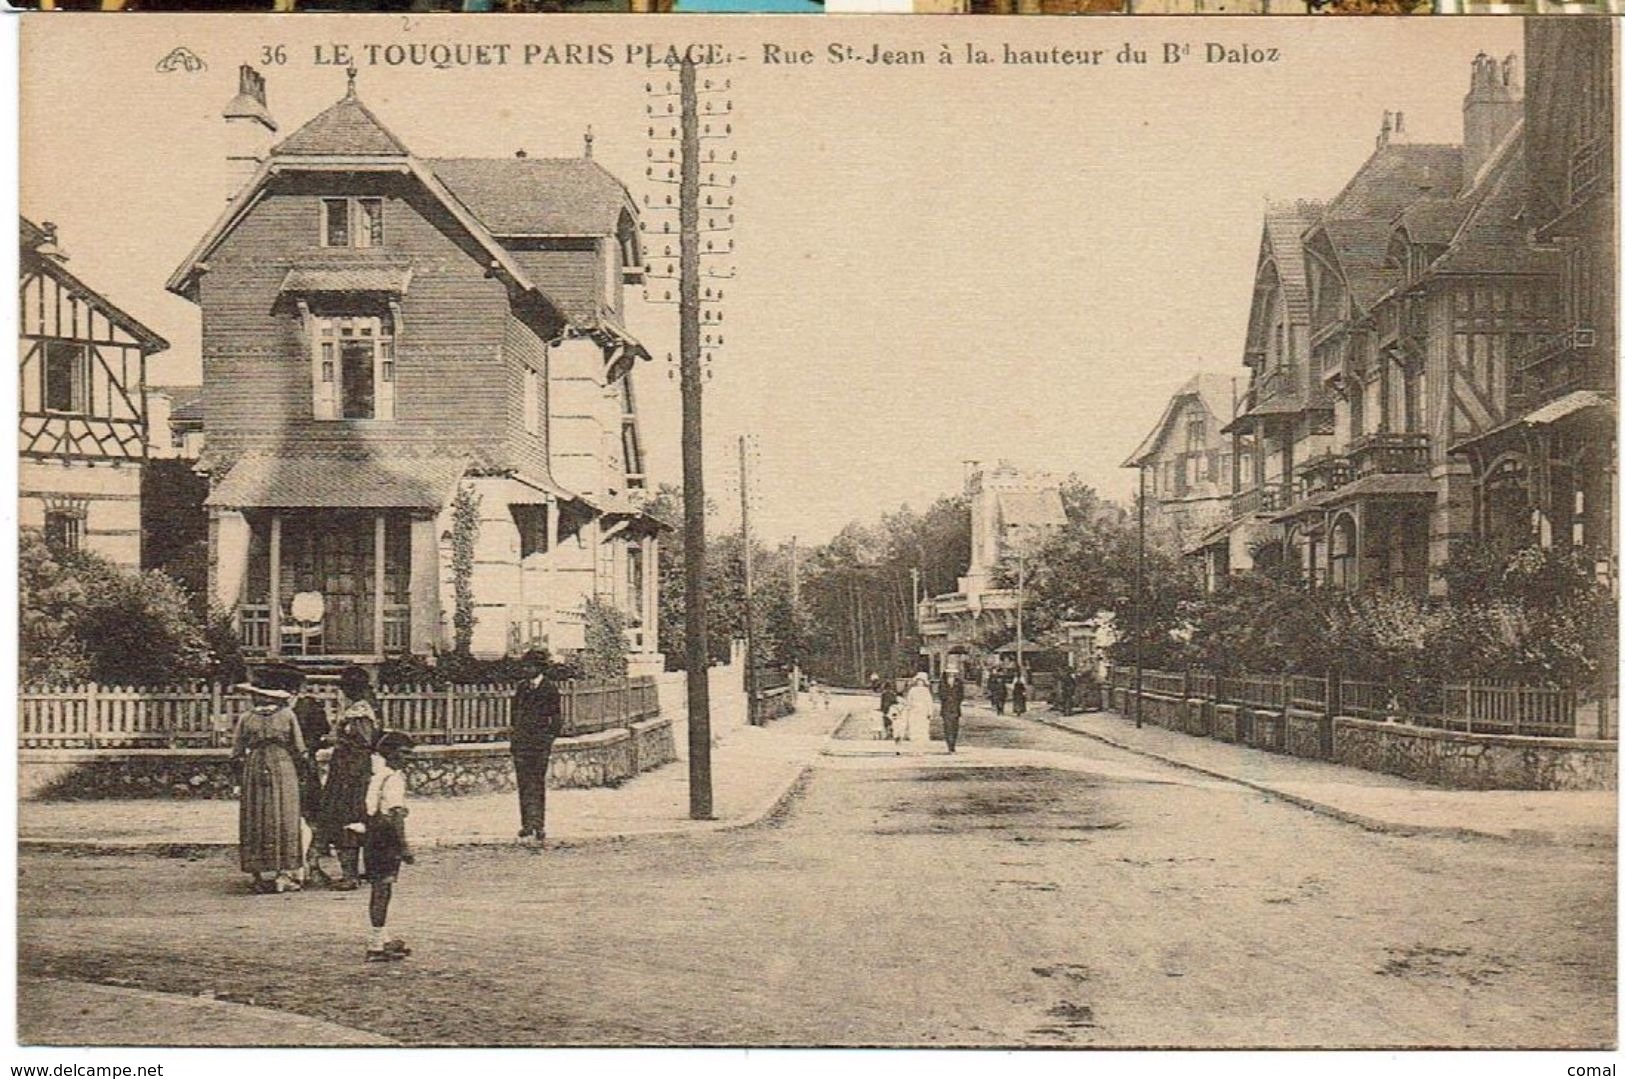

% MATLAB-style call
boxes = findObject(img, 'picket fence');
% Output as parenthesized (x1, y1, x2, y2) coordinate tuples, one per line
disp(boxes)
(18, 677, 662, 750)
(1109, 666, 1614, 740)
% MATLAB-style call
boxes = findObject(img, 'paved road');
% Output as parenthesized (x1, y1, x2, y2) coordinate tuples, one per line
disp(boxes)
(18, 704, 1615, 1047)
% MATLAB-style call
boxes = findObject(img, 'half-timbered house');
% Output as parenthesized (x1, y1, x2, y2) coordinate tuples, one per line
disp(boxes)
(1453, 21, 1616, 588)
(19, 217, 170, 567)
(167, 67, 664, 667)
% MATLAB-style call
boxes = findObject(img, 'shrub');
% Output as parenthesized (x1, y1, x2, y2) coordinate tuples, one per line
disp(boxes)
(580, 596, 630, 681)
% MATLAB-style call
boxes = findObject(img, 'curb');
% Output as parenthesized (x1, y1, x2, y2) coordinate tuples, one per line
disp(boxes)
(19, 976, 399, 1047)
(20, 753, 823, 857)
(1030, 712, 1593, 846)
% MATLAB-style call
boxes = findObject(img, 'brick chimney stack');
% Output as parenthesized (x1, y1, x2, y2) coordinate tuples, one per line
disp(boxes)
(1462, 51, 1522, 185)
(223, 65, 277, 203)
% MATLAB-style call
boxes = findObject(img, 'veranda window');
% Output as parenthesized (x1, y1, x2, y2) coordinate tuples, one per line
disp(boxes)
(312, 315, 395, 421)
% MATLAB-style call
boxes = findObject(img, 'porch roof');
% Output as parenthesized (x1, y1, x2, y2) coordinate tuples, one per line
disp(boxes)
(206, 453, 467, 510)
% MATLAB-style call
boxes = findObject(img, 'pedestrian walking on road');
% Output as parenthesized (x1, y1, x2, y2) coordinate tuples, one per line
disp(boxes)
(1055, 670, 1076, 716)
(988, 673, 1007, 715)
(512, 665, 564, 843)
(1011, 677, 1028, 717)
(903, 672, 936, 749)
(314, 666, 379, 891)
(359, 731, 416, 963)
(232, 667, 308, 895)
(879, 678, 899, 740)
(940, 671, 964, 753)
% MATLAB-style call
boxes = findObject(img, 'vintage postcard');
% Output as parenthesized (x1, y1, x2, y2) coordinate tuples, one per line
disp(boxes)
(14, 11, 1617, 1055)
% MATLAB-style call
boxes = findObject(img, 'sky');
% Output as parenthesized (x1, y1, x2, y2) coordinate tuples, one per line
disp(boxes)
(20, 14, 1522, 545)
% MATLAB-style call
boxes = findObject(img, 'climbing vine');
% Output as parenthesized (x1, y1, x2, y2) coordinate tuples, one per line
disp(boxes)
(450, 485, 481, 655)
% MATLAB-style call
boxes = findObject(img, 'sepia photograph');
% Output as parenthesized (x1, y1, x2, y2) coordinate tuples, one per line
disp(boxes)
(12, 12, 1618, 1053)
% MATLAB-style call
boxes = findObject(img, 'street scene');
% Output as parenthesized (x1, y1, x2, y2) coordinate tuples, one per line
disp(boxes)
(14, 12, 1618, 1053)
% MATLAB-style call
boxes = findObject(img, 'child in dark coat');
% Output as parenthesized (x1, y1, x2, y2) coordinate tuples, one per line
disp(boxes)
(357, 731, 416, 962)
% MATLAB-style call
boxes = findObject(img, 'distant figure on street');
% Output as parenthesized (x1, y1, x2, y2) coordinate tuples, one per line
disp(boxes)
(879, 678, 899, 740)
(940, 671, 965, 753)
(988, 672, 1007, 715)
(232, 666, 308, 894)
(903, 672, 936, 749)
(512, 666, 565, 843)
(1055, 669, 1076, 716)
(868, 672, 881, 693)
(888, 700, 907, 753)
(359, 730, 416, 963)
(1011, 677, 1028, 717)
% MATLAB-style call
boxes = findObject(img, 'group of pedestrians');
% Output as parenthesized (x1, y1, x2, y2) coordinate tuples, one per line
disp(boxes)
(985, 669, 1028, 716)
(873, 671, 966, 753)
(231, 663, 415, 963)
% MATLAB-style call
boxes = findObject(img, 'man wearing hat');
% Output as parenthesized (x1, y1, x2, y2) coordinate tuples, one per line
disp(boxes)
(232, 666, 309, 894)
(511, 666, 564, 843)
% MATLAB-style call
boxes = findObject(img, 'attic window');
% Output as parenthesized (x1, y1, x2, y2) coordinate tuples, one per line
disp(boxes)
(321, 197, 384, 249)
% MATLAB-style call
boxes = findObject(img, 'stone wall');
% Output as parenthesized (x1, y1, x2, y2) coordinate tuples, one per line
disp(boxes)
(1212, 703, 1240, 743)
(1250, 709, 1284, 753)
(1285, 708, 1331, 760)
(20, 717, 679, 801)
(1332, 717, 1618, 791)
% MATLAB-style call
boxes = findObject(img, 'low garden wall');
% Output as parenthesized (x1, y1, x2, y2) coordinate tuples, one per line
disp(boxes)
(20, 717, 678, 801)
(1332, 717, 1617, 792)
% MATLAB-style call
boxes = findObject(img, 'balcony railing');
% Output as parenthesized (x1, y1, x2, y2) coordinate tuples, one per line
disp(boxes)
(1232, 482, 1289, 518)
(1296, 452, 1353, 500)
(1347, 432, 1428, 477)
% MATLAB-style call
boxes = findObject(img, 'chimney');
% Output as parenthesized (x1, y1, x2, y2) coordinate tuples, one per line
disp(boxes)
(1462, 50, 1522, 185)
(36, 221, 68, 263)
(223, 65, 277, 203)
(584, 125, 595, 159)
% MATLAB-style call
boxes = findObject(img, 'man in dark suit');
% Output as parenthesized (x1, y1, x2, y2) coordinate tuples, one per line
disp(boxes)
(511, 667, 564, 843)
(940, 671, 965, 753)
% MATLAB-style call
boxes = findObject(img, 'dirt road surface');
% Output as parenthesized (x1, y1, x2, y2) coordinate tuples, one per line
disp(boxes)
(18, 705, 1615, 1047)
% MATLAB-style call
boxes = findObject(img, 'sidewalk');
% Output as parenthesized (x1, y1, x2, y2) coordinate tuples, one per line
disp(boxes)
(19, 703, 847, 851)
(19, 977, 397, 1047)
(1037, 708, 1617, 846)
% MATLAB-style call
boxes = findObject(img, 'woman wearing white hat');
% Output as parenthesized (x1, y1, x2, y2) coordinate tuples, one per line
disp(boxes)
(232, 667, 308, 894)
(902, 672, 937, 751)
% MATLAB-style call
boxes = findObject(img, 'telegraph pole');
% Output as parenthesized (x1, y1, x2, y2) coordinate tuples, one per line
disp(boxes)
(739, 435, 758, 726)
(644, 58, 733, 817)
(1134, 465, 1146, 729)
(677, 60, 713, 817)
(789, 535, 800, 708)
(1016, 549, 1026, 686)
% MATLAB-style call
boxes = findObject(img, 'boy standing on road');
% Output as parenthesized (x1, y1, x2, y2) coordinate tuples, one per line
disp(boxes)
(512, 667, 565, 843)
(358, 731, 416, 963)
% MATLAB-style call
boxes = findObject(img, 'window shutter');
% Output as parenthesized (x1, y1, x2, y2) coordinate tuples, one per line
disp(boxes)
(306, 306, 337, 420)
(376, 330, 396, 421)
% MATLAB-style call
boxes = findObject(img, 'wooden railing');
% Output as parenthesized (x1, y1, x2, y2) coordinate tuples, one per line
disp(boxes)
(1110, 666, 1612, 740)
(20, 676, 663, 749)
(1347, 432, 1429, 477)
(1232, 483, 1290, 519)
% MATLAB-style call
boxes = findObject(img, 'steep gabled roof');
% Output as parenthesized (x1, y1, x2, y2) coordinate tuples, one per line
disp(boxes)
(1122, 372, 1236, 467)
(1261, 207, 1317, 323)
(271, 92, 409, 157)
(1315, 218, 1404, 312)
(1325, 143, 1463, 220)
(22, 216, 169, 352)
(427, 158, 632, 237)
(1427, 126, 1556, 277)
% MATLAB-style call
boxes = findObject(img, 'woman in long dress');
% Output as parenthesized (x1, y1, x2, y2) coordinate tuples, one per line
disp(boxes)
(233, 672, 308, 894)
(902, 673, 937, 749)
(315, 665, 379, 891)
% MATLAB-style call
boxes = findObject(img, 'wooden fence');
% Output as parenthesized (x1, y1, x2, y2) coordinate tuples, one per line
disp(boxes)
(19, 676, 662, 750)
(1113, 667, 1614, 740)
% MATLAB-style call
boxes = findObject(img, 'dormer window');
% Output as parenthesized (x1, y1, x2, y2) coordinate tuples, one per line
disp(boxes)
(321, 197, 384, 249)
